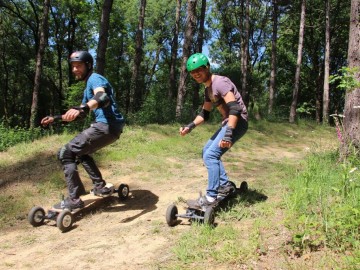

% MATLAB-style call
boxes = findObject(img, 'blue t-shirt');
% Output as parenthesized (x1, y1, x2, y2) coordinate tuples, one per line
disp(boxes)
(82, 73, 125, 126)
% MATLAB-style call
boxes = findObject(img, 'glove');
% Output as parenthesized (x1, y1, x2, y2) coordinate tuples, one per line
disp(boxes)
(183, 122, 196, 133)
(222, 126, 234, 143)
(180, 122, 196, 136)
(71, 104, 90, 119)
(72, 104, 90, 114)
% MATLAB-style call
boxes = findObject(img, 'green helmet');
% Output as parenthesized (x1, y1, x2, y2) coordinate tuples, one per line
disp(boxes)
(186, 53, 210, 72)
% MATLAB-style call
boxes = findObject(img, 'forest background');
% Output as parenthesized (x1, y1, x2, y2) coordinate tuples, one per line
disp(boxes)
(1, 0, 360, 175)
(0, 0, 353, 131)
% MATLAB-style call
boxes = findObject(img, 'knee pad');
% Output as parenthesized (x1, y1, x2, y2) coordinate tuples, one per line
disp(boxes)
(57, 145, 76, 165)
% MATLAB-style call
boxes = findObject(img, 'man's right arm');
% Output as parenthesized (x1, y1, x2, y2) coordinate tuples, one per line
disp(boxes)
(179, 102, 212, 136)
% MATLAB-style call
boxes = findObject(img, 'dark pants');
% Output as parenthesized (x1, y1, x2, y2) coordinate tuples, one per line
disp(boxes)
(59, 122, 123, 199)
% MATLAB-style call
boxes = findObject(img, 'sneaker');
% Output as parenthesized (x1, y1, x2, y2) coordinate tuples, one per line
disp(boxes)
(53, 197, 84, 211)
(187, 194, 217, 210)
(91, 183, 114, 197)
(218, 182, 235, 195)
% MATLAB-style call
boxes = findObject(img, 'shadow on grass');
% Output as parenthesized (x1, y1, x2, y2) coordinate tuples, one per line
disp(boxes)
(0, 152, 57, 189)
(217, 188, 268, 214)
(69, 189, 159, 225)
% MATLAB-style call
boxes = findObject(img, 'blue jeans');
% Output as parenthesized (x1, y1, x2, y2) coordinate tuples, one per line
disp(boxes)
(202, 117, 248, 198)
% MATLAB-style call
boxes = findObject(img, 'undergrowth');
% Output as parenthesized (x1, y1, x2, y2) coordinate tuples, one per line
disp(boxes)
(284, 150, 360, 268)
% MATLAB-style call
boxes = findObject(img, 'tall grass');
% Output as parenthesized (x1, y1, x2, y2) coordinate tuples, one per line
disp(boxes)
(284, 150, 360, 267)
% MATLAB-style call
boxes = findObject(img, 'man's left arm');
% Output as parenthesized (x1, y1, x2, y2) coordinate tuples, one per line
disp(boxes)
(90, 87, 109, 109)
(219, 91, 241, 148)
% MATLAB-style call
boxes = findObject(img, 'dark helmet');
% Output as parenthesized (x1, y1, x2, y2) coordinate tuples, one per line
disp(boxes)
(69, 51, 93, 69)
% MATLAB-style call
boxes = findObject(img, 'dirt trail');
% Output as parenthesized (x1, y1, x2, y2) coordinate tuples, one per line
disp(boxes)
(0, 131, 335, 270)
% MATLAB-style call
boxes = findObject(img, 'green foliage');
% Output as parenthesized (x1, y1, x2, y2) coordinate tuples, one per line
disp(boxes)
(296, 102, 316, 117)
(330, 66, 360, 92)
(128, 85, 177, 125)
(0, 121, 45, 152)
(64, 81, 86, 108)
(284, 151, 360, 265)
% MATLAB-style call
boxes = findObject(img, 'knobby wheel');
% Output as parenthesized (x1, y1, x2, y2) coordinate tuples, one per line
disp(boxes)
(239, 181, 248, 193)
(56, 210, 74, 232)
(118, 184, 130, 200)
(165, 204, 178, 227)
(28, 206, 45, 227)
(203, 207, 215, 226)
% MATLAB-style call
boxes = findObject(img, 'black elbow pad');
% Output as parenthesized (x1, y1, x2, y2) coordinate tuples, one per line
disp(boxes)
(93, 92, 110, 108)
(198, 108, 210, 121)
(227, 101, 241, 117)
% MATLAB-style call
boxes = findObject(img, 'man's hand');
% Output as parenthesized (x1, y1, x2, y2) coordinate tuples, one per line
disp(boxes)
(179, 122, 196, 136)
(41, 116, 55, 126)
(62, 108, 81, 122)
(219, 126, 234, 148)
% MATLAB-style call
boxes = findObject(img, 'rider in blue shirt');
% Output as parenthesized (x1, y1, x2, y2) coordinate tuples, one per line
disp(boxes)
(41, 51, 125, 210)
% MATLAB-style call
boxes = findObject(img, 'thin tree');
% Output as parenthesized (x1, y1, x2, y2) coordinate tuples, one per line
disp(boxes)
(322, 0, 330, 124)
(30, 0, 50, 128)
(192, 0, 206, 116)
(175, 0, 197, 119)
(130, 0, 146, 113)
(169, 0, 182, 99)
(96, 0, 114, 76)
(49, 6, 64, 111)
(240, 0, 250, 107)
(268, 0, 278, 115)
(289, 0, 306, 123)
(342, 0, 360, 156)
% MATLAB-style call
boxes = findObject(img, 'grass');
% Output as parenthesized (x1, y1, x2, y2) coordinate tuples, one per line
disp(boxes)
(1, 119, 358, 269)
(283, 150, 360, 267)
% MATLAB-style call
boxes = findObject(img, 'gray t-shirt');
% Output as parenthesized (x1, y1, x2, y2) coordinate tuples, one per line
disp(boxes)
(205, 75, 248, 121)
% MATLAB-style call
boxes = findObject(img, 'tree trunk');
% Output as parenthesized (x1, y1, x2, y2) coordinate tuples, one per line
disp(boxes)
(268, 0, 278, 115)
(50, 7, 64, 111)
(96, 0, 113, 76)
(289, 0, 306, 123)
(342, 0, 360, 156)
(175, 0, 197, 119)
(67, 11, 76, 86)
(169, 0, 181, 100)
(315, 63, 323, 124)
(240, 0, 250, 107)
(130, 0, 146, 113)
(30, 0, 50, 128)
(307, 6, 322, 124)
(192, 0, 206, 117)
(1, 45, 9, 122)
(322, 0, 330, 124)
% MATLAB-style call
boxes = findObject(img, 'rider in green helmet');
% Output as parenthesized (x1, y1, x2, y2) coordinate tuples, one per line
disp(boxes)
(186, 53, 210, 72)
(180, 52, 248, 209)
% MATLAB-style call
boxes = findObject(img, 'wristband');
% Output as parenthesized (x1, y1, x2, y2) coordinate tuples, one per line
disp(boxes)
(54, 115, 62, 121)
(72, 104, 90, 119)
(184, 122, 196, 133)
